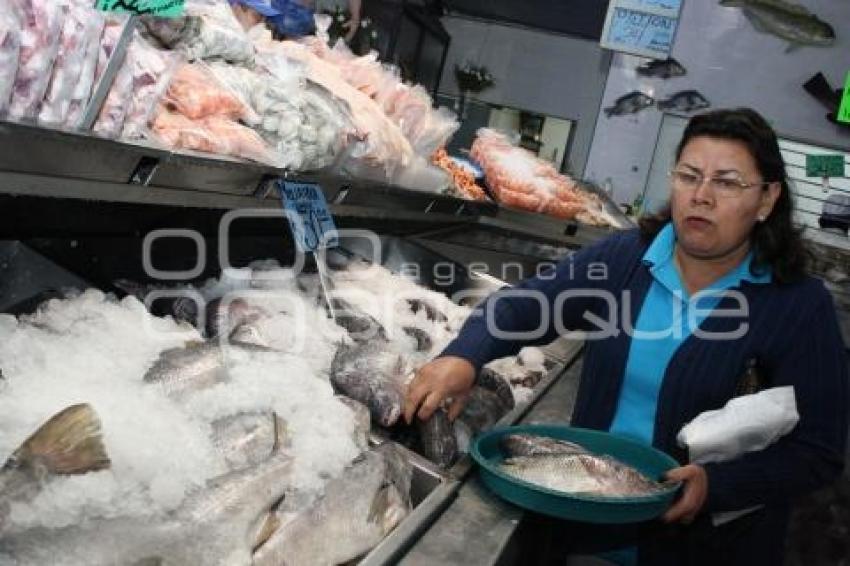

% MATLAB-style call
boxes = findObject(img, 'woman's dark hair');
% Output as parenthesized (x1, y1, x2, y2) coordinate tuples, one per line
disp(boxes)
(639, 107, 808, 283)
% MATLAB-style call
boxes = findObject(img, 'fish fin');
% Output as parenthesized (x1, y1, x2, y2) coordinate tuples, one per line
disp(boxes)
(272, 413, 290, 452)
(6, 404, 111, 476)
(604, 107, 615, 118)
(740, 9, 770, 34)
(367, 483, 392, 525)
(252, 511, 281, 553)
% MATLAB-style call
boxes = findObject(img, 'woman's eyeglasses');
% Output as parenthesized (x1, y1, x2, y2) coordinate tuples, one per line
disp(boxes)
(668, 169, 772, 198)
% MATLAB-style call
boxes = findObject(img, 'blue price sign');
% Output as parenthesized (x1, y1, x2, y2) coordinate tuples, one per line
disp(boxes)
(600, 0, 681, 59)
(277, 181, 339, 253)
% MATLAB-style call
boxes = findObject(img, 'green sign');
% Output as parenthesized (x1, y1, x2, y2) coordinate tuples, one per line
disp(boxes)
(806, 154, 846, 178)
(839, 72, 850, 125)
(96, 0, 184, 17)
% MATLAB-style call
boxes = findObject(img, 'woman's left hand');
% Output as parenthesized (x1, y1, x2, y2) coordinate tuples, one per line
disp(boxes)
(661, 464, 708, 524)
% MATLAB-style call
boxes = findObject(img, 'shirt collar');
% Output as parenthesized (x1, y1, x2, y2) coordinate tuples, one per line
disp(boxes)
(642, 223, 772, 289)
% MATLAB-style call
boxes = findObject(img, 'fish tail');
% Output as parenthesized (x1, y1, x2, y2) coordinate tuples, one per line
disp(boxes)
(6, 404, 111, 476)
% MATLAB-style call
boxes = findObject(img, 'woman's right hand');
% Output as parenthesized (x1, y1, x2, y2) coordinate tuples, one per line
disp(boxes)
(403, 356, 477, 424)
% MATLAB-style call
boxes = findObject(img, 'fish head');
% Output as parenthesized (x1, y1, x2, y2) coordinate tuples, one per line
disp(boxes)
(372, 387, 403, 427)
(810, 18, 836, 44)
(637, 94, 655, 107)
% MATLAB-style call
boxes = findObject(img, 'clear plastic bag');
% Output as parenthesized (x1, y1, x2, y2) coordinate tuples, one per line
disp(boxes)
(121, 34, 182, 140)
(7, 0, 65, 121)
(150, 105, 278, 165)
(92, 19, 136, 138)
(142, 0, 254, 63)
(38, 4, 105, 126)
(163, 63, 257, 122)
(0, 0, 22, 116)
(64, 9, 106, 128)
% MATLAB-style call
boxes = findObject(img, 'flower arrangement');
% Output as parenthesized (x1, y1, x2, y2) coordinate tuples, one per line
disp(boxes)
(454, 63, 495, 94)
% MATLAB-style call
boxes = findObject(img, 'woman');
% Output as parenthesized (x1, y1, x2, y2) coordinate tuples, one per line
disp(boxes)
(403, 108, 848, 564)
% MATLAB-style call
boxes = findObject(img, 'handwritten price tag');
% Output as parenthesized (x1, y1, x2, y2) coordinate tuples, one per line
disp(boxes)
(277, 181, 339, 253)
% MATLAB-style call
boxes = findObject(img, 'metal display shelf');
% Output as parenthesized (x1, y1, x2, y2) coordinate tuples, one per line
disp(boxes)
(0, 121, 623, 249)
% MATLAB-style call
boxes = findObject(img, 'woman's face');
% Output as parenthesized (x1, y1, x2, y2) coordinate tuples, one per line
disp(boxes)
(670, 136, 781, 260)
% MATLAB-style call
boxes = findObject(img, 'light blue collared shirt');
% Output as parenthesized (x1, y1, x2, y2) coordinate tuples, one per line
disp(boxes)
(609, 223, 772, 446)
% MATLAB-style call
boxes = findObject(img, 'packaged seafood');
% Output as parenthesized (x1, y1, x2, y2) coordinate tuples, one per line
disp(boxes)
(63, 8, 106, 128)
(120, 33, 181, 140)
(92, 16, 134, 138)
(0, 0, 22, 116)
(141, 0, 255, 63)
(471, 128, 619, 226)
(7, 0, 65, 121)
(38, 3, 105, 126)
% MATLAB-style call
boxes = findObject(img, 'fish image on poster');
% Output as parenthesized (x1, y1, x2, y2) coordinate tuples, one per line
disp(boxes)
(604, 91, 656, 118)
(658, 90, 711, 114)
(636, 57, 687, 79)
(719, 0, 836, 51)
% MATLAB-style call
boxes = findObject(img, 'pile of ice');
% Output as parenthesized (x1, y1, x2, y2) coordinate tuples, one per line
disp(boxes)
(0, 290, 361, 533)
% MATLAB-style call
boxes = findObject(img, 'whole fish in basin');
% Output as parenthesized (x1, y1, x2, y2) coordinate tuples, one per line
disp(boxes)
(719, 0, 835, 50)
(501, 433, 588, 457)
(0, 404, 111, 532)
(499, 445, 666, 497)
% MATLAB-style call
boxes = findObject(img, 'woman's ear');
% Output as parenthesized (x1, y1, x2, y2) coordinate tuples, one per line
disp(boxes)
(758, 182, 782, 220)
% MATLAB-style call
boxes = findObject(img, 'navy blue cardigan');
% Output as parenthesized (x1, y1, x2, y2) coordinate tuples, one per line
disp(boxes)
(442, 229, 848, 560)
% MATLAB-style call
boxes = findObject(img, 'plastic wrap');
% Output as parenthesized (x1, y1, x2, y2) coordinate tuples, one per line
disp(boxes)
(121, 34, 182, 140)
(7, 0, 65, 121)
(0, 0, 22, 115)
(141, 0, 254, 63)
(471, 128, 590, 220)
(38, 4, 105, 126)
(272, 40, 412, 175)
(92, 19, 135, 138)
(163, 63, 256, 122)
(677, 387, 799, 465)
(150, 63, 276, 165)
(64, 9, 106, 128)
(151, 106, 277, 165)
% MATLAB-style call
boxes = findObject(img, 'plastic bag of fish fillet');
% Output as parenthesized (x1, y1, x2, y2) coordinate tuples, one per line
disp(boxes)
(7, 0, 65, 121)
(676, 386, 799, 465)
(0, 0, 22, 116)
(37, 3, 105, 126)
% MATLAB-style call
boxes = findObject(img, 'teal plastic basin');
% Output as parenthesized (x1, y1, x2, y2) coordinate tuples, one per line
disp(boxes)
(471, 424, 681, 524)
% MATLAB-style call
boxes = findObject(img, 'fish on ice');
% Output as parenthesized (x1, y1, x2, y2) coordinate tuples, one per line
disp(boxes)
(329, 341, 409, 427)
(253, 444, 412, 566)
(1, 453, 295, 565)
(0, 404, 111, 532)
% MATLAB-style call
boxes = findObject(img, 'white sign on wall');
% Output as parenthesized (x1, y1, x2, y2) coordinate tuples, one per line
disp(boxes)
(600, 0, 683, 59)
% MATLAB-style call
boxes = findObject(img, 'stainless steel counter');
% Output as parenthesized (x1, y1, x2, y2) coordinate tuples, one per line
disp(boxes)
(398, 342, 585, 566)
